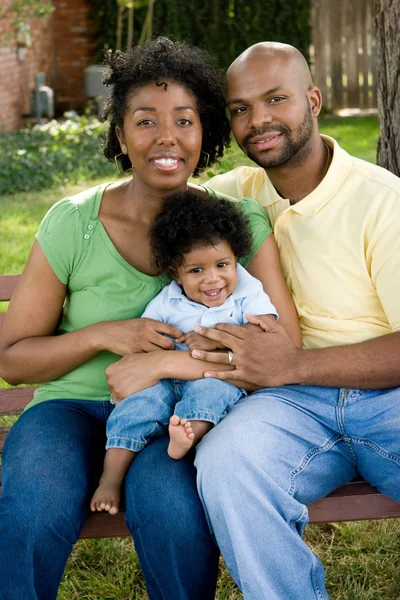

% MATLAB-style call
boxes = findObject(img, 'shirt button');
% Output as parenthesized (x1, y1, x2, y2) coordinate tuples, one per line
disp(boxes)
(84, 234, 90, 240)
(88, 224, 94, 230)
(91, 216, 97, 220)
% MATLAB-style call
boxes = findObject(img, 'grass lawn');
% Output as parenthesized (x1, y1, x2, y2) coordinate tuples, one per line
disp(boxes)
(2, 114, 400, 599)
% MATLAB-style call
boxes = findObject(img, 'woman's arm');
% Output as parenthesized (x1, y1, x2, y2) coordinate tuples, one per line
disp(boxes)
(106, 349, 258, 402)
(0, 242, 181, 385)
(246, 235, 302, 347)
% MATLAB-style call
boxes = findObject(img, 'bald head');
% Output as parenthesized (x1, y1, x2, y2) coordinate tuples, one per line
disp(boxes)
(226, 41, 322, 171)
(228, 42, 313, 89)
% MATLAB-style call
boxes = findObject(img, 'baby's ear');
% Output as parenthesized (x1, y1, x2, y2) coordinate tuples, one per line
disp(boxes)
(170, 269, 180, 284)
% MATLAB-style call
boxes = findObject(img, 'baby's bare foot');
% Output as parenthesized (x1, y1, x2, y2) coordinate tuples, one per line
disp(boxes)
(90, 480, 120, 515)
(168, 415, 195, 459)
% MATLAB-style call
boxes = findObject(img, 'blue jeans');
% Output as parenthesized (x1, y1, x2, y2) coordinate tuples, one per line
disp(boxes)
(195, 385, 400, 600)
(107, 378, 246, 451)
(0, 399, 219, 600)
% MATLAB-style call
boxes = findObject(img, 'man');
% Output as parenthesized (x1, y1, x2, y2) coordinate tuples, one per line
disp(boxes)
(193, 42, 400, 599)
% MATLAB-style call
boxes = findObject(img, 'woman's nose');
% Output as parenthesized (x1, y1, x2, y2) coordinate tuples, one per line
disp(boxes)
(157, 122, 176, 145)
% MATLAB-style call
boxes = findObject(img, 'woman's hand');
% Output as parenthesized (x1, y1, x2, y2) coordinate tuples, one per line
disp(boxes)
(106, 351, 168, 401)
(176, 331, 221, 351)
(93, 318, 182, 356)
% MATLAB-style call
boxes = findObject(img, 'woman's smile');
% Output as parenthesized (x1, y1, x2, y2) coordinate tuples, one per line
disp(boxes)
(116, 81, 203, 192)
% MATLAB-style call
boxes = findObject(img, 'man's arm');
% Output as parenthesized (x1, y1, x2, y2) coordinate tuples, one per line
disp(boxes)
(190, 317, 400, 389)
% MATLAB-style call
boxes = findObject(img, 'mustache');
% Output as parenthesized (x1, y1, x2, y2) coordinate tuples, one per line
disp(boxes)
(243, 125, 289, 146)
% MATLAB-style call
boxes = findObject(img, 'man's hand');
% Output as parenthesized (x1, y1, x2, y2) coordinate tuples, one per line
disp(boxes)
(191, 315, 303, 388)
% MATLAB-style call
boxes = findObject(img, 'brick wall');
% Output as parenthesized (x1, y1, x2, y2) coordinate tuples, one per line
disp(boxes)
(0, 0, 96, 131)
(52, 0, 96, 113)
(0, 8, 53, 131)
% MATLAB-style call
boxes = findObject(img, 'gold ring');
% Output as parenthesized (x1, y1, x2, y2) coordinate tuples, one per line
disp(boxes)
(227, 350, 233, 364)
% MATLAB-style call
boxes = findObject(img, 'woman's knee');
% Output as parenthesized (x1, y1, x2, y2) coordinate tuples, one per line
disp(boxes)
(124, 436, 207, 533)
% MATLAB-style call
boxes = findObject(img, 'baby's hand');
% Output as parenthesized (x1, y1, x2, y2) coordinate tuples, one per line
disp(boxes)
(176, 331, 219, 351)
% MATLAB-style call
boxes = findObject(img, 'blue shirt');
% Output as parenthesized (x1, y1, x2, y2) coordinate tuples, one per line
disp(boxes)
(142, 264, 278, 350)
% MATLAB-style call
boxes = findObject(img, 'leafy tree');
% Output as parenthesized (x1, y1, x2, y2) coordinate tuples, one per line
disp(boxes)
(88, 0, 311, 68)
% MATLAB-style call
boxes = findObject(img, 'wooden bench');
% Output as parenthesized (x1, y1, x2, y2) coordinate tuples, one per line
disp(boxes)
(1, 273, 400, 539)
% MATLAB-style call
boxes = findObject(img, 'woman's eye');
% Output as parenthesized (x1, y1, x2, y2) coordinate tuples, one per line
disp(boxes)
(177, 118, 191, 126)
(137, 119, 153, 126)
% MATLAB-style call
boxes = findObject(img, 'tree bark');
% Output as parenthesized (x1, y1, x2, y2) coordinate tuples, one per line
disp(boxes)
(374, 0, 400, 175)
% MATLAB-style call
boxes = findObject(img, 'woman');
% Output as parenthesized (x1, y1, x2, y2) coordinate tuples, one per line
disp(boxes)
(0, 37, 300, 600)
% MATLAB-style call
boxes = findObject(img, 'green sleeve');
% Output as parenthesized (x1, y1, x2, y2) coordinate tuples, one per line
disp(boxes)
(202, 185, 272, 268)
(36, 197, 85, 284)
(236, 196, 272, 268)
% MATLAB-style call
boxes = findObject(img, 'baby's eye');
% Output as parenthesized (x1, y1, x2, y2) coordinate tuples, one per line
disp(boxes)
(190, 267, 202, 273)
(217, 262, 227, 268)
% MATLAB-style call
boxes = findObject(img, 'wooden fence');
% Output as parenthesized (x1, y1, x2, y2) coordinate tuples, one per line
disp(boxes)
(311, 0, 377, 112)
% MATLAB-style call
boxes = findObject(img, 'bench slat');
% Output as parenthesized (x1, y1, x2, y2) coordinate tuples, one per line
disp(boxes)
(0, 387, 37, 415)
(81, 511, 131, 539)
(0, 427, 10, 451)
(0, 275, 19, 302)
(308, 487, 400, 522)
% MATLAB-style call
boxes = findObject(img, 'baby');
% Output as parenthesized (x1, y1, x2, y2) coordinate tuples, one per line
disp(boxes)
(91, 190, 278, 514)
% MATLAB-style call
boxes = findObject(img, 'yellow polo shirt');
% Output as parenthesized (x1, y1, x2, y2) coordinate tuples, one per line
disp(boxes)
(207, 136, 400, 349)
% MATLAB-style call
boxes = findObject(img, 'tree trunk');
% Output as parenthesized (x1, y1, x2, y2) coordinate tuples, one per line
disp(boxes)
(139, 0, 155, 45)
(126, 5, 134, 50)
(374, 0, 400, 175)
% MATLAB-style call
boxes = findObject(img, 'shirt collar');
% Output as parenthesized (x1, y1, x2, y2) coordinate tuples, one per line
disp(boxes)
(248, 135, 353, 217)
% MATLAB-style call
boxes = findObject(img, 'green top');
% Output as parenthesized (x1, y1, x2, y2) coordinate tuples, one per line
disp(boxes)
(29, 182, 272, 408)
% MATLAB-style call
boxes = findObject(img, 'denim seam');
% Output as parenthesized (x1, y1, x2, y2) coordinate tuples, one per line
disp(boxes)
(174, 410, 221, 423)
(350, 437, 400, 467)
(288, 507, 324, 599)
(106, 437, 146, 452)
(287, 435, 343, 496)
(336, 389, 357, 463)
(103, 400, 113, 422)
(311, 556, 325, 600)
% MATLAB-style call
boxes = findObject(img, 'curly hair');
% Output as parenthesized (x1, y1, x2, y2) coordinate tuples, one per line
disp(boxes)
(101, 37, 231, 177)
(151, 190, 252, 274)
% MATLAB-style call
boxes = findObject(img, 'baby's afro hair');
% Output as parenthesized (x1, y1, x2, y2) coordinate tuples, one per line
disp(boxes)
(151, 190, 253, 274)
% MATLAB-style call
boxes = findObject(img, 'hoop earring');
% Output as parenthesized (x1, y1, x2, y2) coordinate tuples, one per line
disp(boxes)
(201, 150, 210, 169)
(114, 152, 133, 174)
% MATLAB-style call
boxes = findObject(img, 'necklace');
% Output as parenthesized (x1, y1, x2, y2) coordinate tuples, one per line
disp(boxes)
(323, 142, 331, 178)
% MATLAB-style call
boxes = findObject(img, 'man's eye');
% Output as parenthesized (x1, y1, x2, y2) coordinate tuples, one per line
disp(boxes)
(269, 97, 284, 103)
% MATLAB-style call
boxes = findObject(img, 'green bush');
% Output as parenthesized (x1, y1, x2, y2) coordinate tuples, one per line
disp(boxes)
(0, 114, 116, 196)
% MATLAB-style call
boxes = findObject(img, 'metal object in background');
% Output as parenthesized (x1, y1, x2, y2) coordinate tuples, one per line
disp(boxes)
(31, 72, 54, 123)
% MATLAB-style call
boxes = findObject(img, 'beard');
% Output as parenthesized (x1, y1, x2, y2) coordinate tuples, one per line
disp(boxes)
(240, 102, 314, 169)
